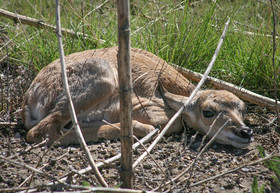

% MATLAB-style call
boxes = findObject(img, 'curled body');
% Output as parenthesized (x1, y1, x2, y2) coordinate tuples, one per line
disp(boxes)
(23, 47, 252, 148)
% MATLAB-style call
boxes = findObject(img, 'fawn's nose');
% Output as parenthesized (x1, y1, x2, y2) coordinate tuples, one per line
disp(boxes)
(239, 127, 253, 138)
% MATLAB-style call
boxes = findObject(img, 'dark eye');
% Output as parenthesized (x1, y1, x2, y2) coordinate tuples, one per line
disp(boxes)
(203, 110, 214, 118)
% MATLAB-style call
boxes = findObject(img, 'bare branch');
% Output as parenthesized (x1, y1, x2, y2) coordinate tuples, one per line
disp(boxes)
(189, 152, 276, 187)
(171, 64, 280, 111)
(0, 185, 159, 193)
(55, 0, 107, 187)
(89, 187, 158, 193)
(0, 8, 105, 43)
(0, 8, 83, 37)
(0, 122, 20, 126)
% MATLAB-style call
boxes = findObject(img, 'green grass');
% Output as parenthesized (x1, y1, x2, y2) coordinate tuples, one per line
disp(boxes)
(0, 0, 279, 98)
(252, 146, 280, 192)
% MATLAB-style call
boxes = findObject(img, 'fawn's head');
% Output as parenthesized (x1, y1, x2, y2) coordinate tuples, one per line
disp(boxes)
(161, 86, 253, 148)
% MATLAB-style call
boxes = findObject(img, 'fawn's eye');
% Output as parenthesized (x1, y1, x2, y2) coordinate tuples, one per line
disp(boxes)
(203, 110, 214, 118)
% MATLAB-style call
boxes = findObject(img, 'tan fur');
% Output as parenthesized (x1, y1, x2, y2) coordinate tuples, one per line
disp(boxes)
(22, 47, 252, 148)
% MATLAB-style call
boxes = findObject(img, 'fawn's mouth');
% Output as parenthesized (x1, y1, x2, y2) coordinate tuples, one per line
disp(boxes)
(229, 135, 252, 144)
(228, 134, 253, 148)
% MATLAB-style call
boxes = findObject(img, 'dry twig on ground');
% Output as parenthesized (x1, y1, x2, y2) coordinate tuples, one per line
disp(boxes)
(189, 152, 276, 187)
(0, 8, 105, 43)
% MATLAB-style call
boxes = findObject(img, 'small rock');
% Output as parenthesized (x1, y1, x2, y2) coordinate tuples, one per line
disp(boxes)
(235, 149, 243, 156)
(49, 159, 56, 166)
(60, 159, 68, 165)
(143, 164, 153, 169)
(104, 140, 110, 146)
(100, 149, 107, 155)
(224, 183, 234, 189)
(44, 165, 52, 171)
(15, 132, 21, 138)
(241, 167, 250, 172)
(210, 158, 218, 166)
(192, 142, 202, 149)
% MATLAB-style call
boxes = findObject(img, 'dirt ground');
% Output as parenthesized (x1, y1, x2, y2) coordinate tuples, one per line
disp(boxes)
(0, 103, 279, 192)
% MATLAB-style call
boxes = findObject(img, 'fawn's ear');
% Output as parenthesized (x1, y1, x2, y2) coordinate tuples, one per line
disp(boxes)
(158, 84, 189, 111)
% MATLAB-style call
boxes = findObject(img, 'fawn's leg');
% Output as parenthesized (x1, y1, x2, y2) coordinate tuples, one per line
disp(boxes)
(57, 120, 155, 146)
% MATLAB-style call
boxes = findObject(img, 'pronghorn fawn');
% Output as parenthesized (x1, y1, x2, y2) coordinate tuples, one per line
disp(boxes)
(22, 47, 253, 148)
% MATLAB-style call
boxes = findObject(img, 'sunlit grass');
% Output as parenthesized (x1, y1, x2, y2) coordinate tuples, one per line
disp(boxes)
(0, 0, 279, 97)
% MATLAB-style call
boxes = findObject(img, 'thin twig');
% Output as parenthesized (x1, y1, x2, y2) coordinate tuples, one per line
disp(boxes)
(184, 113, 223, 186)
(0, 155, 65, 184)
(19, 146, 70, 188)
(0, 184, 91, 193)
(8, 139, 48, 159)
(189, 153, 275, 187)
(53, 128, 159, 185)
(0, 122, 20, 126)
(82, 0, 109, 21)
(131, 0, 188, 36)
(133, 19, 231, 169)
(101, 120, 165, 175)
(89, 187, 158, 193)
(155, 119, 230, 191)
(2, 185, 157, 193)
(133, 135, 165, 175)
(233, 28, 280, 39)
(197, 113, 223, 152)
(55, 0, 107, 187)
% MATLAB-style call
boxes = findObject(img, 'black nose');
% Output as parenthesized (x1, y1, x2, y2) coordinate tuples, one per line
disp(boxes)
(240, 127, 253, 138)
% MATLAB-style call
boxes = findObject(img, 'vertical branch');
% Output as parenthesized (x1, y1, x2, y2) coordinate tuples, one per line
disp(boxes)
(117, 0, 133, 189)
(55, 0, 108, 187)
(81, 0, 85, 38)
(270, 0, 280, 128)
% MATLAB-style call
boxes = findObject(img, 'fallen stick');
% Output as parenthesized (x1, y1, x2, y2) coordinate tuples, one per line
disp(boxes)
(0, 122, 20, 126)
(171, 64, 280, 111)
(0, 8, 105, 43)
(0, 8, 83, 37)
(1, 185, 159, 193)
(89, 187, 158, 193)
